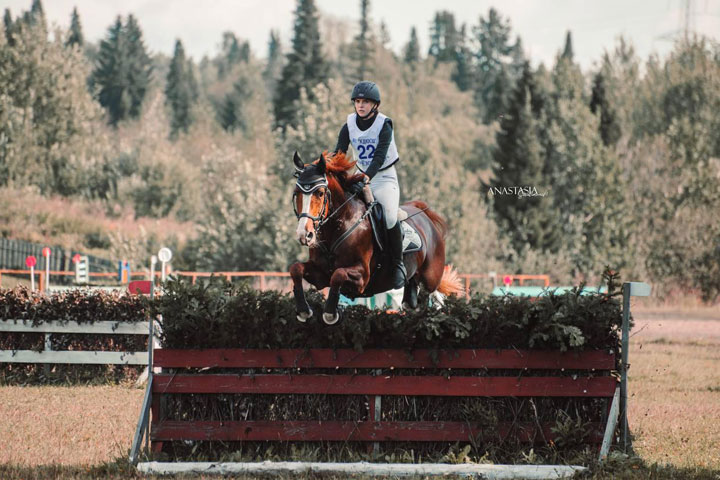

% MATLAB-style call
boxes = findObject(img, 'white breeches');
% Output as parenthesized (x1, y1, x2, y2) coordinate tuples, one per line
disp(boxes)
(369, 166, 400, 229)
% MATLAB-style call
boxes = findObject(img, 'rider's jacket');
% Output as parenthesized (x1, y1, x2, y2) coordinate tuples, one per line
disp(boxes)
(346, 112, 399, 174)
(334, 112, 399, 179)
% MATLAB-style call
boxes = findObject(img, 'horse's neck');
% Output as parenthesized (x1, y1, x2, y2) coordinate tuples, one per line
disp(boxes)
(320, 195, 364, 241)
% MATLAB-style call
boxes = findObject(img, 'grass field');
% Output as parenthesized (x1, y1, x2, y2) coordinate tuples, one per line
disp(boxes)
(1, 307, 719, 478)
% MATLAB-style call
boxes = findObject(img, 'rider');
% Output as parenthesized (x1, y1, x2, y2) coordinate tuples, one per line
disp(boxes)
(334, 81, 406, 289)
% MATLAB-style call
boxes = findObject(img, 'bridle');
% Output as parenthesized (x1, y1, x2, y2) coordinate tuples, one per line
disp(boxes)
(293, 172, 363, 254)
(293, 174, 331, 228)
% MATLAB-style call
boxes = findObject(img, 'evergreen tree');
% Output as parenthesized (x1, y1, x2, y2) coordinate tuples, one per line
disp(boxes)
(3, 9, 16, 46)
(428, 11, 459, 63)
(66, 7, 83, 48)
(508, 36, 526, 81)
(273, 0, 328, 129)
(472, 8, 516, 123)
(217, 31, 250, 78)
(92, 15, 152, 125)
(220, 79, 249, 132)
(452, 24, 472, 92)
(379, 20, 391, 50)
(263, 30, 283, 94)
(348, 0, 374, 82)
(93, 17, 129, 125)
(165, 39, 196, 137)
(589, 72, 621, 146)
(123, 15, 152, 119)
(27, 0, 46, 32)
(561, 30, 574, 61)
(490, 63, 559, 253)
(403, 26, 420, 65)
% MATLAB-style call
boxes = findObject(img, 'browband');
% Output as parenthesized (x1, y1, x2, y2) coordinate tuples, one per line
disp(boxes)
(295, 175, 328, 193)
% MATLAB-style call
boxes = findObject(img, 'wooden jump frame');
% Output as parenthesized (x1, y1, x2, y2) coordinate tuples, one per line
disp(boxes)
(131, 282, 650, 478)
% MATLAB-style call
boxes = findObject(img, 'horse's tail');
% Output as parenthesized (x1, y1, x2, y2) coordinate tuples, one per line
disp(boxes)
(437, 264, 463, 296)
(408, 200, 448, 239)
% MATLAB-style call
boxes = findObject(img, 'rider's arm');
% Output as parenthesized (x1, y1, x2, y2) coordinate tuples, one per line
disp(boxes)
(363, 119, 393, 180)
(334, 124, 350, 154)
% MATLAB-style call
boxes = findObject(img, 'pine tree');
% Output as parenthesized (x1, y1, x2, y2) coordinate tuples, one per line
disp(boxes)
(220, 80, 248, 132)
(508, 36, 526, 81)
(93, 17, 129, 125)
(348, 0, 374, 82)
(452, 24, 472, 91)
(428, 11, 459, 63)
(263, 30, 283, 94)
(273, 0, 328, 129)
(217, 32, 250, 78)
(403, 26, 420, 65)
(561, 30, 574, 61)
(379, 20, 391, 50)
(28, 0, 46, 32)
(66, 7, 83, 48)
(590, 72, 621, 146)
(165, 39, 196, 137)
(92, 15, 152, 125)
(490, 63, 559, 253)
(3, 9, 15, 46)
(472, 8, 517, 124)
(123, 15, 152, 119)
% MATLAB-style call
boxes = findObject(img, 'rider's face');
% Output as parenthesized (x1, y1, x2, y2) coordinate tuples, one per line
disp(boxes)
(354, 98, 376, 117)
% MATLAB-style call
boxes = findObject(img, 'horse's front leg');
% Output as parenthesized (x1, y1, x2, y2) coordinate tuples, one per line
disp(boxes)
(323, 266, 365, 325)
(289, 261, 328, 323)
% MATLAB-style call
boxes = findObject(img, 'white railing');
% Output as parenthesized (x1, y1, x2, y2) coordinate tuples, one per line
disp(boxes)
(0, 319, 159, 365)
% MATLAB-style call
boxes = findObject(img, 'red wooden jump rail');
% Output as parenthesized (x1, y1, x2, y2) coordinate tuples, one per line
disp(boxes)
(147, 348, 617, 453)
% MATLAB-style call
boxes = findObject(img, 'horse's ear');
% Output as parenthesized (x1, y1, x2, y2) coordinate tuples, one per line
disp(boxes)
(318, 153, 326, 172)
(293, 151, 304, 171)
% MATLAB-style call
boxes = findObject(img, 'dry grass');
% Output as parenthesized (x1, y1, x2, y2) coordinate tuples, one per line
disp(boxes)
(628, 312, 720, 469)
(0, 310, 718, 478)
(0, 385, 143, 466)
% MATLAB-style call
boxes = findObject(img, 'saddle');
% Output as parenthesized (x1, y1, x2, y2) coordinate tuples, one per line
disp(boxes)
(367, 202, 422, 254)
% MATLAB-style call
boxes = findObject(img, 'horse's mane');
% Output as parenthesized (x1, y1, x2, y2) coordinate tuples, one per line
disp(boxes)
(312, 151, 356, 199)
(319, 151, 356, 176)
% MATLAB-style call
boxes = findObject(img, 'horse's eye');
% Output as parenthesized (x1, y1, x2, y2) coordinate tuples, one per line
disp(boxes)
(314, 190, 324, 197)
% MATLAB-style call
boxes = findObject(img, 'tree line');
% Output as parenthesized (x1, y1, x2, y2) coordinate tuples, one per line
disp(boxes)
(1, 0, 719, 300)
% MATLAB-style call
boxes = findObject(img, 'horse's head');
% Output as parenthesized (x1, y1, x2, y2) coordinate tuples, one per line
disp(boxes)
(293, 151, 330, 247)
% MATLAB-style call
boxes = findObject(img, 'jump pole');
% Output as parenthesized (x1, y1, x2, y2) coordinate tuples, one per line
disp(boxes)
(620, 281, 651, 452)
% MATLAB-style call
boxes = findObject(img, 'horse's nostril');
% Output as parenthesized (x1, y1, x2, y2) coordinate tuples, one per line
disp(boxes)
(306, 232, 314, 242)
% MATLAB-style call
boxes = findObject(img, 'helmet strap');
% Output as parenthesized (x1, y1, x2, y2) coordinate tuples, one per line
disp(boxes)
(357, 102, 379, 120)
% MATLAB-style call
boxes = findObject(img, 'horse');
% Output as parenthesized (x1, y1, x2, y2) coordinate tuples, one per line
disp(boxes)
(289, 151, 462, 324)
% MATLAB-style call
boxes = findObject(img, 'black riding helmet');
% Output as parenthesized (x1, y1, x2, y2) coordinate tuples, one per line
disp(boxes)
(351, 81, 381, 104)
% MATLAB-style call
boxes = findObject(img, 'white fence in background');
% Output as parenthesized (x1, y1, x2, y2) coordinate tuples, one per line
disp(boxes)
(0, 319, 159, 365)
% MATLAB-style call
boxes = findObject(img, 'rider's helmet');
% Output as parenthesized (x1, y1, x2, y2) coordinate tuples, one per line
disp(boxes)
(350, 81, 381, 104)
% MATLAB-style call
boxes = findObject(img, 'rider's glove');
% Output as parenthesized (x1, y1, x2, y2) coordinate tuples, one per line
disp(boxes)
(348, 181, 365, 195)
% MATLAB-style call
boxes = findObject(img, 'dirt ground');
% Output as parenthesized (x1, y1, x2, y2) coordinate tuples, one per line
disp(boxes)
(1, 307, 719, 469)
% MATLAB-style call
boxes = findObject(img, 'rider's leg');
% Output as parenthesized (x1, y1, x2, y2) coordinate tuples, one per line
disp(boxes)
(370, 167, 406, 289)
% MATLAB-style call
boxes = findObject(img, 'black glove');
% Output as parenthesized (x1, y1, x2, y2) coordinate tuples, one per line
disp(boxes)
(348, 180, 366, 195)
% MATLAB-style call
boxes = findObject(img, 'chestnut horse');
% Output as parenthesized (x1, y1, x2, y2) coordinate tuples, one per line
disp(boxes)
(290, 151, 462, 324)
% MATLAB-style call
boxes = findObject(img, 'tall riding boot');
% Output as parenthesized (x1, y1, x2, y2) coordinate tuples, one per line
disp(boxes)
(387, 223, 407, 289)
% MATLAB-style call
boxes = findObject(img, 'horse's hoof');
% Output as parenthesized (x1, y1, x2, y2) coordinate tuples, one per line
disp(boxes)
(296, 308, 313, 323)
(322, 312, 339, 325)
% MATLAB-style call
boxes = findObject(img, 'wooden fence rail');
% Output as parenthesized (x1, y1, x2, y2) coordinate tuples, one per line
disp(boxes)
(0, 319, 158, 365)
(146, 348, 618, 454)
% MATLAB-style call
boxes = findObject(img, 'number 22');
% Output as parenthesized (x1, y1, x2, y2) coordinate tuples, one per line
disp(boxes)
(358, 144, 376, 160)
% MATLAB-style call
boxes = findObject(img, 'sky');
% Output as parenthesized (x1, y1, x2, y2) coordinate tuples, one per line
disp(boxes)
(4, 0, 720, 70)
